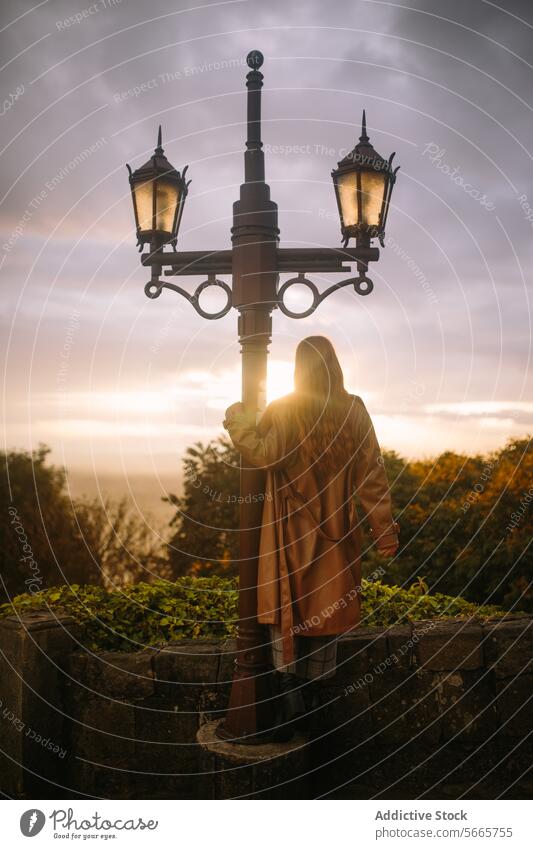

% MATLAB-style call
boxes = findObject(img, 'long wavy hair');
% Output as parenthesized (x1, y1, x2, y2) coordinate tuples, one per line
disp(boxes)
(291, 336, 355, 475)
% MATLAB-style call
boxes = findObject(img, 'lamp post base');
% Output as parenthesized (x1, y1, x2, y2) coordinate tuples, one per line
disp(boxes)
(198, 719, 309, 799)
(214, 722, 276, 746)
(215, 639, 277, 743)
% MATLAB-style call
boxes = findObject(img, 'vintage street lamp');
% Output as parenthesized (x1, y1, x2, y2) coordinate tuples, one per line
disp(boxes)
(127, 51, 399, 743)
(127, 126, 189, 251)
(332, 110, 399, 249)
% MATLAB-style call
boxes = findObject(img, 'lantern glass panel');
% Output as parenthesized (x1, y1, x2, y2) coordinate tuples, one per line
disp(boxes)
(133, 180, 154, 232)
(360, 170, 386, 227)
(155, 179, 180, 234)
(337, 171, 358, 228)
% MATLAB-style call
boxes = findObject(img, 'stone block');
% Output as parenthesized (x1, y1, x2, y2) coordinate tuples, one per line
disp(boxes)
(73, 761, 137, 800)
(134, 695, 199, 775)
(0, 611, 76, 797)
(335, 637, 370, 679)
(66, 651, 154, 699)
(483, 620, 532, 678)
(218, 639, 237, 684)
(0, 625, 25, 796)
(74, 697, 136, 766)
(385, 624, 415, 669)
(495, 675, 533, 737)
(335, 628, 388, 681)
(370, 668, 441, 745)
(414, 620, 483, 670)
(197, 720, 309, 799)
(434, 670, 497, 742)
(316, 681, 373, 755)
(153, 641, 220, 697)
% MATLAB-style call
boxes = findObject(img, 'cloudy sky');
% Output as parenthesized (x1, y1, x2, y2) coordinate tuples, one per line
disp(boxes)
(1, 0, 532, 494)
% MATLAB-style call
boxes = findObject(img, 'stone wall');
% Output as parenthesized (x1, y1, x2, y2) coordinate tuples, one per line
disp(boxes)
(0, 611, 531, 799)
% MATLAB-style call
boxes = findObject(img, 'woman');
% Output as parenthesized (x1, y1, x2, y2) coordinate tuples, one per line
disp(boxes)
(224, 336, 398, 737)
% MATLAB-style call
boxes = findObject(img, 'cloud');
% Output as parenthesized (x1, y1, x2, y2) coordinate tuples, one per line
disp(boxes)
(1, 0, 532, 474)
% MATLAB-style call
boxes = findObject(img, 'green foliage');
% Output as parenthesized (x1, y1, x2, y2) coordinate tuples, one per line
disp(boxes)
(4, 435, 530, 623)
(360, 576, 502, 627)
(165, 438, 240, 577)
(372, 438, 533, 612)
(1, 445, 101, 602)
(166, 436, 532, 612)
(0, 577, 504, 653)
(1, 446, 171, 604)
(70, 496, 169, 585)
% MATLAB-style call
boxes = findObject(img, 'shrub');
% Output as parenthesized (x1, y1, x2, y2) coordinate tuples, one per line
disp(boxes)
(2, 446, 172, 604)
(164, 437, 532, 612)
(0, 576, 506, 653)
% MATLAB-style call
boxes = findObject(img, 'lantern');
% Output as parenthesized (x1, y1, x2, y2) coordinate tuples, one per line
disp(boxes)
(332, 111, 399, 247)
(127, 126, 189, 250)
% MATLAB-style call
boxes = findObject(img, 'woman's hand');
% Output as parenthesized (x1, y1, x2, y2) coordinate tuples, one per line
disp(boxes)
(375, 522, 399, 558)
(225, 402, 244, 419)
(223, 402, 245, 430)
(377, 542, 399, 558)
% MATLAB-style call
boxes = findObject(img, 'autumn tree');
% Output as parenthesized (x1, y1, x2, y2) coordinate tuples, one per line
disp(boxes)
(70, 496, 169, 587)
(166, 436, 532, 611)
(381, 438, 532, 611)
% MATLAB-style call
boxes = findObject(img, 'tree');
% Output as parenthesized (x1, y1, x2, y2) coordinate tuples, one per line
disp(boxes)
(166, 438, 240, 576)
(1, 445, 101, 603)
(1, 445, 171, 604)
(5, 436, 529, 612)
(380, 438, 532, 611)
(166, 436, 532, 611)
(70, 496, 169, 587)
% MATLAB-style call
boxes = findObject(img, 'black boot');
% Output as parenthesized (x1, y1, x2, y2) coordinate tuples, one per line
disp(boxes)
(302, 680, 322, 713)
(294, 680, 323, 736)
(272, 673, 306, 742)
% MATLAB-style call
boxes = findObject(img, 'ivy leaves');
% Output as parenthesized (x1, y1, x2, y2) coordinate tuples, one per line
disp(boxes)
(0, 576, 503, 652)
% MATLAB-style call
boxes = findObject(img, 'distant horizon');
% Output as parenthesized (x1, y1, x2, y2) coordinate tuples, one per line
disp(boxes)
(6, 354, 533, 477)
(27, 425, 524, 523)
(6, 396, 532, 469)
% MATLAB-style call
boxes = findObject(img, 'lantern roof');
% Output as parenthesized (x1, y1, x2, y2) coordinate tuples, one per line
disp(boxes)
(334, 111, 394, 175)
(128, 126, 188, 184)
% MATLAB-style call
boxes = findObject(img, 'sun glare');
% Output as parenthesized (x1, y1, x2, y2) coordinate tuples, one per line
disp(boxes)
(266, 360, 295, 403)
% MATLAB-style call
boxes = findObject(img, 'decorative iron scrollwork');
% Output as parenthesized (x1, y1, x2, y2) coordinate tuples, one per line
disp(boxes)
(276, 271, 373, 319)
(144, 273, 232, 319)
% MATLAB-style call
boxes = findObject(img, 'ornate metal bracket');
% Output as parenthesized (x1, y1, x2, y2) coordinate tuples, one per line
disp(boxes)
(144, 271, 232, 319)
(277, 271, 373, 319)
(139, 246, 378, 320)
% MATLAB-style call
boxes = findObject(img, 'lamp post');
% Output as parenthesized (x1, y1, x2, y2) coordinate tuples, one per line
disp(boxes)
(127, 50, 399, 743)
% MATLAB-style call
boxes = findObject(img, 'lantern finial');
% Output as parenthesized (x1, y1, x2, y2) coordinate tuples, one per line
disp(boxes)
(360, 110, 369, 143)
(156, 125, 163, 154)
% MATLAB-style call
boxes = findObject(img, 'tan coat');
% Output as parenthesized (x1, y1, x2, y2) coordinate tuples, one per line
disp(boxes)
(224, 394, 398, 663)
